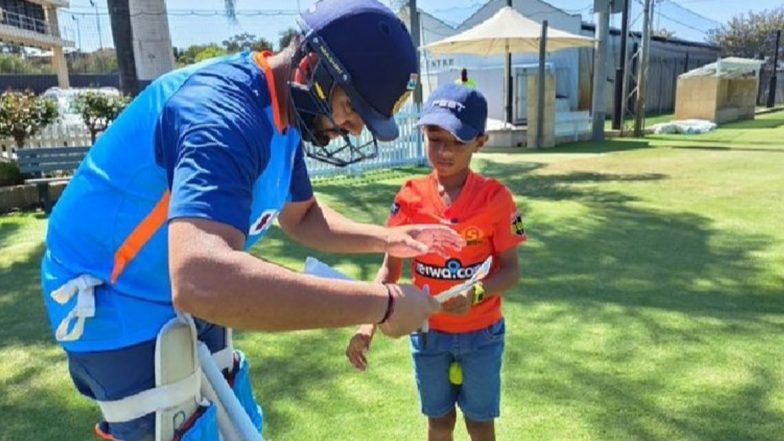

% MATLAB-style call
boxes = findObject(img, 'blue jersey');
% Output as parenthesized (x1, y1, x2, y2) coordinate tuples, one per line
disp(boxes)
(42, 51, 313, 351)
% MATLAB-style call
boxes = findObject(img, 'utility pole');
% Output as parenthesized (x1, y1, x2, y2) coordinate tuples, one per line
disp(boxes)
(408, 0, 422, 106)
(767, 30, 781, 108)
(71, 15, 82, 51)
(634, 0, 653, 137)
(612, 0, 630, 130)
(89, 0, 103, 50)
(591, 0, 611, 140)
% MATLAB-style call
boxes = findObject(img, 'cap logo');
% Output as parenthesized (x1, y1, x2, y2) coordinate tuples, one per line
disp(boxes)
(432, 99, 465, 112)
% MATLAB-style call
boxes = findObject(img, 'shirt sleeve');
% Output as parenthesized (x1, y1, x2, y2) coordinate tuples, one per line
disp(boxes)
(288, 144, 314, 202)
(386, 187, 410, 227)
(492, 187, 527, 252)
(167, 124, 262, 234)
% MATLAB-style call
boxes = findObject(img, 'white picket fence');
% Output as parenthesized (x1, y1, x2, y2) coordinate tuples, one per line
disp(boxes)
(306, 106, 425, 178)
(0, 123, 92, 161)
(0, 107, 426, 176)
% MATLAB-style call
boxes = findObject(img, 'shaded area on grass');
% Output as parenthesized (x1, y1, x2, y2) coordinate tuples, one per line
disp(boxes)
(1, 132, 782, 440)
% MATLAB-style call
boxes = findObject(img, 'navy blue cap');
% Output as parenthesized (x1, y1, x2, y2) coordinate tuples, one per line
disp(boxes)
(417, 83, 488, 142)
(300, 0, 419, 141)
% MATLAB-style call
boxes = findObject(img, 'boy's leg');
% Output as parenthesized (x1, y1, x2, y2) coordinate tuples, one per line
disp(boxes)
(428, 409, 457, 441)
(457, 318, 505, 440)
(464, 418, 495, 441)
(410, 331, 459, 440)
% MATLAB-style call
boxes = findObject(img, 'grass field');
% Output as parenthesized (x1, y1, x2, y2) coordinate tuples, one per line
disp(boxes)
(1, 111, 783, 440)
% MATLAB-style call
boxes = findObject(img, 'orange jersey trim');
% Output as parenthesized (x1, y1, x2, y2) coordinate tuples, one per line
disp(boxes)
(110, 191, 171, 284)
(253, 51, 286, 133)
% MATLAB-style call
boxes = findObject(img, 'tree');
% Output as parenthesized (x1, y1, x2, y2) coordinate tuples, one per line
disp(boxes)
(107, 0, 139, 96)
(0, 54, 47, 74)
(72, 91, 131, 143)
(195, 44, 228, 63)
(223, 33, 273, 53)
(0, 91, 59, 150)
(278, 28, 300, 51)
(176, 44, 209, 66)
(707, 7, 784, 60)
(68, 49, 119, 74)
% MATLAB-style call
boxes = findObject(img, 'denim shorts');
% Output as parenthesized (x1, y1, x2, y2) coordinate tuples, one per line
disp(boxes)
(410, 319, 505, 422)
(67, 320, 229, 441)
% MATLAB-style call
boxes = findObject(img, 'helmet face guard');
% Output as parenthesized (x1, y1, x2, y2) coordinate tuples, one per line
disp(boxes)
(288, 19, 383, 167)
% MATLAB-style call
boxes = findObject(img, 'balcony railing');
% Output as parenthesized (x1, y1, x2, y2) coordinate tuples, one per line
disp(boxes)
(0, 7, 54, 37)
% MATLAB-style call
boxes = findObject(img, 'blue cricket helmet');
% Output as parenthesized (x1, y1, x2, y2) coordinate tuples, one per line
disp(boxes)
(290, 0, 419, 166)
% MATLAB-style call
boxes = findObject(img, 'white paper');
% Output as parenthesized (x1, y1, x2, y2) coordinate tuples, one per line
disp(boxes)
(303, 256, 353, 281)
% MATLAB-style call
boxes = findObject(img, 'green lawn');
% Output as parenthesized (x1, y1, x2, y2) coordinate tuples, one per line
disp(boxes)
(1, 112, 783, 440)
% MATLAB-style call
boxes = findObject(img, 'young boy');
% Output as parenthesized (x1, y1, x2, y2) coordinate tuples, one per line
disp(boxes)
(346, 83, 526, 441)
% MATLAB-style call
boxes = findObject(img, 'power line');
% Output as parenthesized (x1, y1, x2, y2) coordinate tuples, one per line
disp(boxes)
(427, 2, 485, 15)
(64, 8, 300, 17)
(661, 0, 721, 26)
(633, 0, 712, 35)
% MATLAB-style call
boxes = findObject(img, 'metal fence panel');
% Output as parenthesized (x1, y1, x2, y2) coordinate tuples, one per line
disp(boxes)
(1, 106, 427, 177)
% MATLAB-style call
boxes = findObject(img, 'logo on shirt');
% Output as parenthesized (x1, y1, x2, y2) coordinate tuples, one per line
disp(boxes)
(415, 258, 483, 280)
(390, 202, 400, 216)
(461, 226, 485, 246)
(511, 211, 526, 238)
(250, 209, 279, 236)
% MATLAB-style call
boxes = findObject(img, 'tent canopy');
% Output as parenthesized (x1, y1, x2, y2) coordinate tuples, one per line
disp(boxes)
(422, 6, 594, 56)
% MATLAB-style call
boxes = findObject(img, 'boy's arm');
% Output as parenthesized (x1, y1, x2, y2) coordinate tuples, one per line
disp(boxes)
(360, 254, 405, 336)
(440, 247, 520, 316)
(346, 254, 405, 371)
(478, 247, 520, 299)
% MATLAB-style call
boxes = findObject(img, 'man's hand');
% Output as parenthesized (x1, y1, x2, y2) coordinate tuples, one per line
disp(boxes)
(441, 287, 473, 316)
(385, 225, 465, 258)
(379, 284, 441, 338)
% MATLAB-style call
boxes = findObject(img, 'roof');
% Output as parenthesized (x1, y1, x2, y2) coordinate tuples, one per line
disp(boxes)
(680, 57, 764, 78)
(581, 22, 720, 51)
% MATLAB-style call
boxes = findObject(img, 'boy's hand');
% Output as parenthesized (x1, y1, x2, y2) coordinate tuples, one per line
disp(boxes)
(379, 284, 441, 337)
(384, 225, 465, 259)
(441, 287, 473, 316)
(346, 325, 374, 372)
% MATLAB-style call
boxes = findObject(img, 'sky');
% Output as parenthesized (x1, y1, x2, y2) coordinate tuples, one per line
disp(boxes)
(58, 0, 784, 53)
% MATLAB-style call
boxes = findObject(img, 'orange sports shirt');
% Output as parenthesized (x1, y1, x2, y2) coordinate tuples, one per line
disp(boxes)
(387, 170, 526, 333)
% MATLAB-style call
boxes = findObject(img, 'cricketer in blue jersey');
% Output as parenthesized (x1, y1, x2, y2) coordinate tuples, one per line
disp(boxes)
(41, 1, 464, 439)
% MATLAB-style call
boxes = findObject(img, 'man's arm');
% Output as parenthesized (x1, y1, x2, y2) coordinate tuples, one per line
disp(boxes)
(169, 218, 437, 335)
(279, 197, 464, 257)
(279, 197, 388, 253)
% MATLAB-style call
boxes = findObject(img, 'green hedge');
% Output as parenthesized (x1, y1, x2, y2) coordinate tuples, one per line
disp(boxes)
(0, 162, 23, 186)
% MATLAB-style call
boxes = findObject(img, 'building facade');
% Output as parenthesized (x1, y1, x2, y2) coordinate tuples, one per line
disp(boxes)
(0, 0, 73, 87)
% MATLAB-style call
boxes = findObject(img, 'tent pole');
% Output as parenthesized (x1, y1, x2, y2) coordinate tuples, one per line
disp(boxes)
(536, 20, 548, 149)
